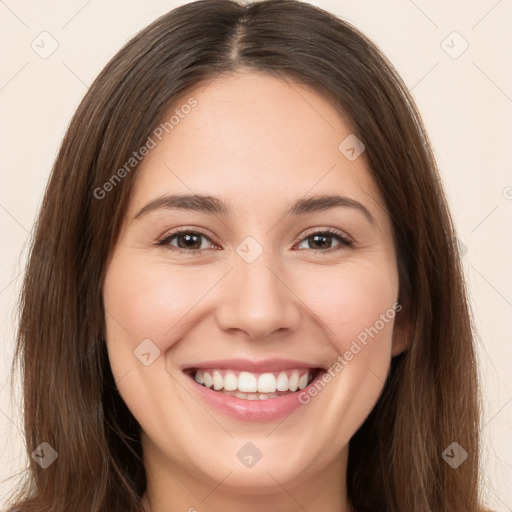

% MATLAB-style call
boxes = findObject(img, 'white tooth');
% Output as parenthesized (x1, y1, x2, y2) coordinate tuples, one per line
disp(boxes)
(212, 370, 224, 390)
(203, 371, 213, 388)
(288, 372, 299, 392)
(276, 372, 289, 392)
(200, 369, 309, 394)
(238, 371, 258, 392)
(224, 372, 238, 391)
(258, 373, 277, 393)
(298, 373, 309, 390)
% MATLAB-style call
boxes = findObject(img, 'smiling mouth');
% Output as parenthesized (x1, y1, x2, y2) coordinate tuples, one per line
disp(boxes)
(185, 368, 323, 400)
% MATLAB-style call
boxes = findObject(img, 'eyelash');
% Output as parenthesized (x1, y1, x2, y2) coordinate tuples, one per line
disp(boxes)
(156, 227, 353, 254)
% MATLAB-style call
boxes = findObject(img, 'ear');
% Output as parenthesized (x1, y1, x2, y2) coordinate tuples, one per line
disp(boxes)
(391, 302, 414, 357)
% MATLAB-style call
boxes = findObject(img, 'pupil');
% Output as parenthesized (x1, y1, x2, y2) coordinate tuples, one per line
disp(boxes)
(178, 233, 200, 249)
(311, 234, 330, 249)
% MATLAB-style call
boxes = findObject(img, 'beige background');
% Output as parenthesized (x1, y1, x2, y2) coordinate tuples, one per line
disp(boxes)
(1, 0, 511, 509)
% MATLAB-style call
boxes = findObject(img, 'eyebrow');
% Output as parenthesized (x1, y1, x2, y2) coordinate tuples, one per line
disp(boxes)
(134, 193, 375, 224)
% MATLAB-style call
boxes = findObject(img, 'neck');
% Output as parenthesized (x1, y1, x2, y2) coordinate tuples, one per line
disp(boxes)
(141, 445, 352, 512)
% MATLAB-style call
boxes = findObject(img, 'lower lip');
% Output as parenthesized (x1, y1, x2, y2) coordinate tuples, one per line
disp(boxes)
(185, 371, 323, 422)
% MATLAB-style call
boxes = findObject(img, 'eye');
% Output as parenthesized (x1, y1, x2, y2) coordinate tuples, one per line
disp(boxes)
(158, 229, 217, 252)
(157, 227, 353, 253)
(295, 229, 353, 251)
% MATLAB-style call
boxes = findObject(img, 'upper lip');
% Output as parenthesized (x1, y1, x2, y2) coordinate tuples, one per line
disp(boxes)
(181, 358, 324, 373)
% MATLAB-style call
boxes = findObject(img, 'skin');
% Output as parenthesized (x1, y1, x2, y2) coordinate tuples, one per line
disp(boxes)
(102, 70, 409, 512)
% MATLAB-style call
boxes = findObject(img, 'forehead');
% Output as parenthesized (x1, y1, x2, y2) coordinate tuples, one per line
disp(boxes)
(128, 71, 386, 221)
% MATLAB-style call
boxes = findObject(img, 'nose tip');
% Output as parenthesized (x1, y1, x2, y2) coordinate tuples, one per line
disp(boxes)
(215, 258, 301, 341)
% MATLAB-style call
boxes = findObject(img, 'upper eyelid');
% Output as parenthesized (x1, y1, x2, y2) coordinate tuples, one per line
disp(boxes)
(161, 227, 218, 243)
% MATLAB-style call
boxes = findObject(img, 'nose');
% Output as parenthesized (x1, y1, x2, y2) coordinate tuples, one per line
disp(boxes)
(215, 250, 302, 341)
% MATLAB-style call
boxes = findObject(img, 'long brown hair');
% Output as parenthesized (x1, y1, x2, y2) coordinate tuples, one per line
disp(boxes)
(6, 1, 487, 510)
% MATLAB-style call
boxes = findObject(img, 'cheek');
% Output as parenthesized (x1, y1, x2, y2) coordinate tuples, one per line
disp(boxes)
(102, 253, 215, 354)
(293, 259, 399, 361)
(101, 253, 217, 429)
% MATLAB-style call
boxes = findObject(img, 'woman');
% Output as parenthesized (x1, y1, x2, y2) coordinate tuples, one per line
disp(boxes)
(6, 0, 489, 510)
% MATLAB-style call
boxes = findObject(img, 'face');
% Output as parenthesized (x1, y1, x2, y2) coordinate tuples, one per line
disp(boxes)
(102, 71, 404, 502)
